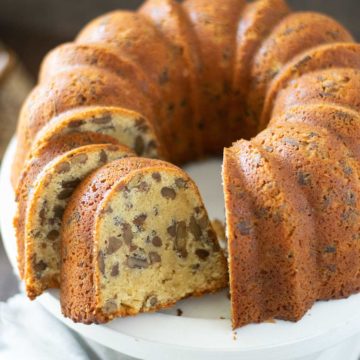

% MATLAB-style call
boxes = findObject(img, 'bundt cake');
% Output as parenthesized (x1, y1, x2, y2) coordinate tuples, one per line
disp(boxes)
(61, 157, 227, 323)
(11, 0, 360, 328)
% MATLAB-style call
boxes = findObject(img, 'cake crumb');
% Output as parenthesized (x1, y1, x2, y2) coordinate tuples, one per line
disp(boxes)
(176, 308, 183, 316)
(264, 318, 276, 324)
(232, 331, 237, 340)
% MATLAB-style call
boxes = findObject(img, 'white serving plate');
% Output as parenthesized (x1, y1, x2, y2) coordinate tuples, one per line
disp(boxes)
(2, 138, 360, 360)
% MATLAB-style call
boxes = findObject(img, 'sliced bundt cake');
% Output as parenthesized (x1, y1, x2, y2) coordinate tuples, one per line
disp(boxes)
(11, 0, 360, 329)
(15, 132, 119, 279)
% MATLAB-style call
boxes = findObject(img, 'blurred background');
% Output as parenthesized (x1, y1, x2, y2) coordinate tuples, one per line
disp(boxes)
(0, 0, 359, 301)
(0, 0, 358, 77)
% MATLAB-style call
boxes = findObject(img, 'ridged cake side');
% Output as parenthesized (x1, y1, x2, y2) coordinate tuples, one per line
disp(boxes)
(11, 0, 360, 328)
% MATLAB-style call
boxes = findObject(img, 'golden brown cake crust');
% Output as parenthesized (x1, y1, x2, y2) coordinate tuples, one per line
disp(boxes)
(39, 43, 159, 99)
(224, 140, 318, 327)
(77, 11, 193, 164)
(270, 103, 360, 159)
(254, 123, 360, 300)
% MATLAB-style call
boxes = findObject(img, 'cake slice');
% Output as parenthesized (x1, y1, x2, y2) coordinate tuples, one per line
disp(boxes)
(231, 0, 290, 138)
(15, 132, 119, 279)
(140, 0, 203, 158)
(39, 43, 160, 102)
(183, 0, 245, 154)
(61, 157, 228, 323)
(21, 140, 134, 299)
